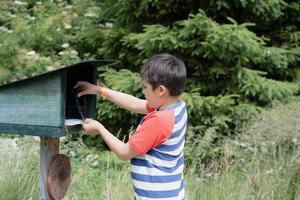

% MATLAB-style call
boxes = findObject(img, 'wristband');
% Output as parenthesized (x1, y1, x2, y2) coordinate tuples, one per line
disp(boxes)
(100, 88, 109, 97)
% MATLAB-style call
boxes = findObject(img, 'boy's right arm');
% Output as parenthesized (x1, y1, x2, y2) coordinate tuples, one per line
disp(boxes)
(74, 81, 148, 115)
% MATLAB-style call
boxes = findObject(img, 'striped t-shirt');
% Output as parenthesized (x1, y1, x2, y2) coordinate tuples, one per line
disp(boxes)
(129, 100, 187, 200)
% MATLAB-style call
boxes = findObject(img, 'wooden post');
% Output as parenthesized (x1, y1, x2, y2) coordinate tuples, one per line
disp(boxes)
(40, 137, 59, 200)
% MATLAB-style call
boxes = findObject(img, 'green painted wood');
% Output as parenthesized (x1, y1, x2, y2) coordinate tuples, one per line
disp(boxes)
(0, 60, 111, 137)
(0, 123, 65, 137)
(60, 71, 67, 127)
(0, 71, 63, 127)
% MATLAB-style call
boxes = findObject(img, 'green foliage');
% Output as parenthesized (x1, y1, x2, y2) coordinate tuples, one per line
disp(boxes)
(185, 126, 222, 167)
(123, 24, 178, 63)
(202, 19, 263, 63)
(100, 68, 142, 94)
(234, 67, 299, 104)
(0, 0, 88, 85)
(181, 92, 236, 128)
(231, 103, 262, 134)
(101, 0, 199, 30)
(235, 0, 286, 25)
(121, 9, 299, 100)
(0, 0, 299, 168)
(95, 68, 143, 139)
(183, 98, 260, 168)
(185, 99, 300, 178)
(0, 37, 18, 83)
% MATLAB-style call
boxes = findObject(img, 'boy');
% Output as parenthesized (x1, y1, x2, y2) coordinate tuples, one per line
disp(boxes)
(75, 53, 188, 199)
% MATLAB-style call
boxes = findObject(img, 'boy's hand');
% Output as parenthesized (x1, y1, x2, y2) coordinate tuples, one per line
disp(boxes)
(82, 119, 103, 136)
(74, 81, 101, 97)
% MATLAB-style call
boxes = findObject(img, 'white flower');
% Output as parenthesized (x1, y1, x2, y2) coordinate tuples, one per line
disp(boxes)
(86, 154, 93, 161)
(62, 43, 70, 48)
(64, 23, 72, 29)
(92, 161, 99, 167)
(14, 1, 27, 6)
(0, 26, 9, 32)
(105, 22, 113, 28)
(266, 169, 274, 175)
(84, 12, 97, 17)
(292, 138, 298, 144)
(8, 13, 16, 18)
(26, 50, 37, 56)
(70, 50, 78, 55)
(69, 151, 76, 157)
(28, 16, 35, 21)
(233, 140, 247, 148)
(46, 66, 55, 71)
(58, 51, 65, 56)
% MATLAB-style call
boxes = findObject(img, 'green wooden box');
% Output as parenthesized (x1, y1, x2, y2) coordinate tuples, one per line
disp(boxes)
(0, 60, 116, 138)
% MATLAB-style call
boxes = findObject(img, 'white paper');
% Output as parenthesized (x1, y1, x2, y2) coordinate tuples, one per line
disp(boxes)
(65, 119, 82, 126)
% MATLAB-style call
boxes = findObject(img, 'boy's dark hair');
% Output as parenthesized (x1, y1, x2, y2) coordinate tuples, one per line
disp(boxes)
(140, 53, 187, 96)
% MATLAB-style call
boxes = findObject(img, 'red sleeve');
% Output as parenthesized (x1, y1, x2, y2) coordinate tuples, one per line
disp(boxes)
(129, 111, 174, 156)
(146, 102, 155, 113)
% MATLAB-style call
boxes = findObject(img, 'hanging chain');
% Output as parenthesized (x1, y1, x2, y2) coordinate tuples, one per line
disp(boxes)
(72, 89, 87, 138)
(75, 95, 86, 121)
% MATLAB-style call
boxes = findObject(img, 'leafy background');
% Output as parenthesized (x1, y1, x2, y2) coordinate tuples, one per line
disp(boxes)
(0, 0, 299, 174)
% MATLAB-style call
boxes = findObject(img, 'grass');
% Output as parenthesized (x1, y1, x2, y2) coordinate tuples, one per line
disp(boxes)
(62, 142, 133, 200)
(0, 138, 39, 200)
(0, 100, 299, 200)
(184, 150, 299, 200)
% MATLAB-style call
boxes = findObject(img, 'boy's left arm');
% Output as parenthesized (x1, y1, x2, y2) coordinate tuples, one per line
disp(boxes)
(82, 119, 137, 160)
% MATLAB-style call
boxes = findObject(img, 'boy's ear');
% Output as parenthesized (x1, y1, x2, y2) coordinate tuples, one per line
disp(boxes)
(158, 85, 169, 96)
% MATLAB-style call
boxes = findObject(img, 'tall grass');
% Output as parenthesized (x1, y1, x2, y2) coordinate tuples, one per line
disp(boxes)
(64, 145, 133, 200)
(0, 100, 299, 199)
(184, 100, 300, 200)
(184, 147, 299, 200)
(0, 138, 39, 200)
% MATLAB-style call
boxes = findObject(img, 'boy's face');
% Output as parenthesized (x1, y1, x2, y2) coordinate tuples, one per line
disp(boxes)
(142, 81, 161, 108)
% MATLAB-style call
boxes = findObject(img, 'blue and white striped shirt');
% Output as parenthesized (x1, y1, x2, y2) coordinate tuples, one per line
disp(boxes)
(130, 101, 187, 200)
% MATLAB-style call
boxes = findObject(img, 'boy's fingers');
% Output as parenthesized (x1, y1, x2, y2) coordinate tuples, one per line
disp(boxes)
(77, 91, 87, 97)
(74, 81, 87, 89)
(73, 82, 80, 88)
(83, 119, 90, 124)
